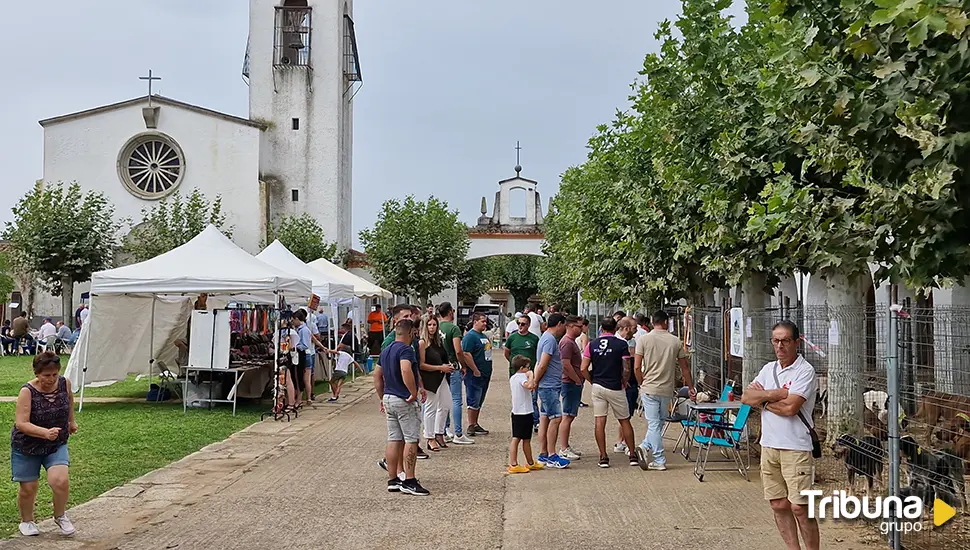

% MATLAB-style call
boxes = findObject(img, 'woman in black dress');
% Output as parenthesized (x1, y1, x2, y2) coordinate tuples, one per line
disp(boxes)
(419, 315, 455, 451)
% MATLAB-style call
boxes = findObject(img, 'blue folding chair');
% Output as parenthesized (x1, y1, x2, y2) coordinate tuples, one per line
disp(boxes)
(691, 403, 752, 482)
(666, 382, 734, 459)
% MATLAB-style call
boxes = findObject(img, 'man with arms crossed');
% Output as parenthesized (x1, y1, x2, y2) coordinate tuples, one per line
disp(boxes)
(634, 310, 695, 471)
(580, 317, 638, 468)
(741, 320, 819, 550)
(534, 314, 570, 468)
(461, 313, 492, 436)
(375, 319, 429, 496)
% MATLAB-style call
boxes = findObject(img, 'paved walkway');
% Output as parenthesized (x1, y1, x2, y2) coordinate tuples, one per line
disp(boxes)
(2, 357, 875, 549)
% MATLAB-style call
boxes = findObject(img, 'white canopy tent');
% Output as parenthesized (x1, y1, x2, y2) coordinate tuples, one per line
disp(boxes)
(65, 226, 313, 409)
(307, 257, 392, 361)
(256, 240, 354, 359)
(307, 257, 392, 299)
(257, 240, 355, 304)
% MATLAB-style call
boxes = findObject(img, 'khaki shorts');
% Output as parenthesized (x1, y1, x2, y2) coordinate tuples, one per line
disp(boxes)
(591, 384, 630, 420)
(761, 447, 813, 504)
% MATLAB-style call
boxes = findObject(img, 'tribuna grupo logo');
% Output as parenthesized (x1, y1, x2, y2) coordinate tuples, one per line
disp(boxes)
(802, 490, 956, 534)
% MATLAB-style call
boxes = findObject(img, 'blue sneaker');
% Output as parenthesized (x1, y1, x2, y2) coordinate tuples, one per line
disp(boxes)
(537, 454, 551, 465)
(547, 453, 570, 469)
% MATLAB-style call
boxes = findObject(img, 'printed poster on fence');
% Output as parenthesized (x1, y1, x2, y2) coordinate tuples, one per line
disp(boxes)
(730, 307, 743, 357)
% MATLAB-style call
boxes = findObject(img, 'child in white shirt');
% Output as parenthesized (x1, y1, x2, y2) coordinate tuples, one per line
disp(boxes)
(323, 345, 358, 402)
(508, 356, 542, 473)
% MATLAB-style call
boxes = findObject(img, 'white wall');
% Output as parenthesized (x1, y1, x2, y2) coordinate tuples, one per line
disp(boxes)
(42, 101, 263, 253)
(249, 0, 353, 250)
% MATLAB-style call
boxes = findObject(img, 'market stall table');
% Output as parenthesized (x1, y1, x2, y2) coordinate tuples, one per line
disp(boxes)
(183, 364, 262, 416)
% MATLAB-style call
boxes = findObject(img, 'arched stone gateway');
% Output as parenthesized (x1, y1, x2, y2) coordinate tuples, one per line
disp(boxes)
(468, 162, 546, 259)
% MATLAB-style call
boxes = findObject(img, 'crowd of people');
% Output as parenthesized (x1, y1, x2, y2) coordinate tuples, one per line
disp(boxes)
(4, 295, 819, 548)
(372, 304, 704, 495)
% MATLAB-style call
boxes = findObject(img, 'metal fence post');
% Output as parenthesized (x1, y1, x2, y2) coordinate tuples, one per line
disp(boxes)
(887, 304, 902, 550)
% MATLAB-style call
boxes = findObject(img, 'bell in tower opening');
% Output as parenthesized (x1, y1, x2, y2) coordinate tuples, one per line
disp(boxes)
(275, 1, 311, 66)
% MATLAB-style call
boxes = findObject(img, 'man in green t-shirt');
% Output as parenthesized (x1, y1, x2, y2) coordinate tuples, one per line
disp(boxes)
(505, 314, 540, 429)
(380, 304, 420, 355)
(437, 302, 474, 445)
(504, 315, 540, 376)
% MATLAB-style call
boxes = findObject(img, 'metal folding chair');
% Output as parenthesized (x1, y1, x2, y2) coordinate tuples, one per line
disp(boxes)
(667, 382, 734, 459)
(692, 404, 753, 482)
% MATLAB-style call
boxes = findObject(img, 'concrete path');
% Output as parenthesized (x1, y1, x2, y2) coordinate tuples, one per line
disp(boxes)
(2, 357, 875, 549)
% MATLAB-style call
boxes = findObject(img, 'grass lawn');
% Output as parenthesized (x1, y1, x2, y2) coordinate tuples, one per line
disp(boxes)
(0, 401, 261, 537)
(0, 356, 157, 399)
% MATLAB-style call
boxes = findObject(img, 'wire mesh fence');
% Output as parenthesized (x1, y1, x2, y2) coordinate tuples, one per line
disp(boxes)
(687, 304, 970, 550)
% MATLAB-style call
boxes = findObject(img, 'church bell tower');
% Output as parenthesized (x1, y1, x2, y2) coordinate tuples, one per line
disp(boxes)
(245, 0, 360, 251)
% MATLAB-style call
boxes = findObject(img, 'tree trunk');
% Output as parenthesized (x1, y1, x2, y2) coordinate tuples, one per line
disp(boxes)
(61, 276, 74, 330)
(824, 269, 868, 443)
(741, 273, 768, 386)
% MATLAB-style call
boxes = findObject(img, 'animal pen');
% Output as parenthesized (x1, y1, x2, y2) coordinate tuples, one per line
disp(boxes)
(687, 303, 970, 550)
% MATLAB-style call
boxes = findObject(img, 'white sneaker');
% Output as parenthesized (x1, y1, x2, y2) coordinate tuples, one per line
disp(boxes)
(566, 446, 583, 457)
(647, 461, 667, 471)
(451, 434, 475, 445)
(55, 514, 76, 536)
(559, 447, 581, 460)
(18, 522, 39, 536)
(613, 442, 628, 454)
(445, 429, 455, 440)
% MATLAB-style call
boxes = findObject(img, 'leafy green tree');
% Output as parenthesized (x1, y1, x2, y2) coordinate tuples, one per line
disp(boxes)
(268, 213, 338, 263)
(490, 256, 540, 311)
(0, 250, 16, 306)
(536, 255, 578, 313)
(456, 258, 496, 304)
(123, 189, 231, 263)
(2, 181, 118, 322)
(359, 196, 469, 304)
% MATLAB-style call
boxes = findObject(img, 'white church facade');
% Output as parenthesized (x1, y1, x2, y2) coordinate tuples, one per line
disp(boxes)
(38, 0, 360, 254)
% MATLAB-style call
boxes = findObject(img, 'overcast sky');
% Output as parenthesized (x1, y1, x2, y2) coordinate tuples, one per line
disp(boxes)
(0, 0, 744, 248)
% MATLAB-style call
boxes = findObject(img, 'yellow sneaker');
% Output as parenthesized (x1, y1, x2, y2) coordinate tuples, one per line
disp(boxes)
(507, 465, 530, 474)
(527, 461, 544, 471)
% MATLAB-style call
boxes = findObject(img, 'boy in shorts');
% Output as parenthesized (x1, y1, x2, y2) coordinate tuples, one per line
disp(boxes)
(508, 356, 544, 473)
(324, 345, 357, 402)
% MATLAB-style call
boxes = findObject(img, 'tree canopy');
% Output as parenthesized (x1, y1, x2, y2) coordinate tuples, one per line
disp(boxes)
(123, 188, 231, 263)
(0, 251, 16, 305)
(359, 196, 469, 303)
(2, 181, 118, 319)
(456, 258, 496, 304)
(545, 0, 970, 302)
(268, 213, 338, 263)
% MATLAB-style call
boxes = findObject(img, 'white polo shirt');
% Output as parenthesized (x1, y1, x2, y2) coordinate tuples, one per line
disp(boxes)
(752, 355, 817, 452)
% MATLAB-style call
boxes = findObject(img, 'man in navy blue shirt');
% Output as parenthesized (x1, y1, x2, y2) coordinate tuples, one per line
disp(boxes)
(580, 317, 638, 468)
(376, 319, 430, 496)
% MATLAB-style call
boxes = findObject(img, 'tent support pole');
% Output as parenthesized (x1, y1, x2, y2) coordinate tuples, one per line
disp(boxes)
(148, 295, 156, 392)
(78, 294, 94, 413)
(352, 298, 359, 382)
